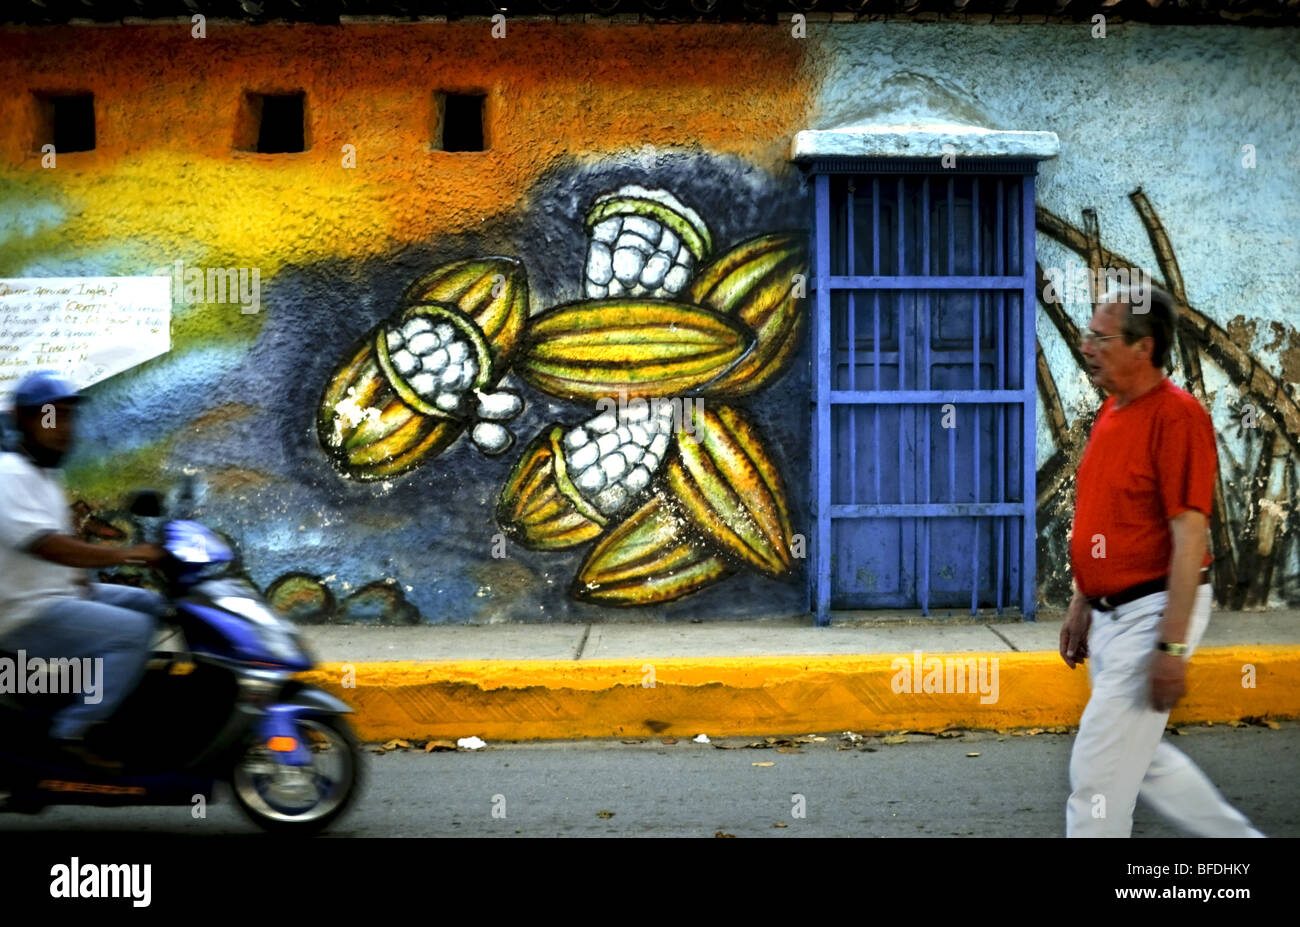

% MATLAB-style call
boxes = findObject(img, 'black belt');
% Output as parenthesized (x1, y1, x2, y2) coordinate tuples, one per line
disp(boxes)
(1088, 569, 1210, 614)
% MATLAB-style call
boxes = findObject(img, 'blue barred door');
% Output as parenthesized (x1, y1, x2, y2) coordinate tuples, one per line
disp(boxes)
(808, 161, 1039, 623)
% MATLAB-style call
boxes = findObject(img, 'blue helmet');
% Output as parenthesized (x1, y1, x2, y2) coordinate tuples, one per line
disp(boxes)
(11, 370, 82, 410)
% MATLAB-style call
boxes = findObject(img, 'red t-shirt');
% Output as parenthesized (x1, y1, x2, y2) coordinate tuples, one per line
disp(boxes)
(1070, 377, 1216, 598)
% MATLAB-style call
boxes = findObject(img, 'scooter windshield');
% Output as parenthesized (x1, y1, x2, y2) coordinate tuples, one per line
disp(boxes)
(165, 520, 234, 566)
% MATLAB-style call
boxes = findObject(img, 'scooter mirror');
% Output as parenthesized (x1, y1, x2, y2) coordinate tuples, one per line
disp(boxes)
(128, 490, 164, 517)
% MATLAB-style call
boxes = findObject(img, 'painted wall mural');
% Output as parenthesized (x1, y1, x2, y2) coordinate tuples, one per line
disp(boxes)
(2, 23, 1296, 621)
(317, 184, 808, 606)
(273, 159, 811, 623)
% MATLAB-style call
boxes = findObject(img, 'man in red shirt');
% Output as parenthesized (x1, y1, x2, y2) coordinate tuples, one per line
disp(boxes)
(1058, 286, 1262, 838)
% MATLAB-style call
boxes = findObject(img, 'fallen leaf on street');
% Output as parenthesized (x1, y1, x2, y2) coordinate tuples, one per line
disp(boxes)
(424, 740, 457, 752)
(596, 810, 615, 819)
(752, 761, 774, 767)
(773, 823, 788, 828)
(621, 739, 644, 745)
(966, 752, 980, 757)
(661, 738, 678, 745)
(715, 831, 736, 838)
(776, 746, 803, 754)
(382, 739, 410, 751)
(881, 735, 907, 744)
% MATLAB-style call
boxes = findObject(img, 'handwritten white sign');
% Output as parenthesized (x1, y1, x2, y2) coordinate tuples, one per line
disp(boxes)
(0, 277, 170, 408)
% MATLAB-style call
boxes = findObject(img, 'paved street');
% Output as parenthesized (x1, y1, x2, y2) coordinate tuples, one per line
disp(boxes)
(2, 722, 1293, 837)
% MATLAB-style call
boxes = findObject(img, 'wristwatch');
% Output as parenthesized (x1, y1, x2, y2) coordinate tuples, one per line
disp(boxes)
(1158, 641, 1188, 656)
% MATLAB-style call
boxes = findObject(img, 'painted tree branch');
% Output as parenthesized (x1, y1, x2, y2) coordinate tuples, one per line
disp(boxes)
(1036, 342, 1071, 450)
(1036, 205, 1300, 460)
(1082, 208, 1104, 312)
(1034, 260, 1090, 373)
(1036, 448, 1072, 511)
(1238, 427, 1282, 610)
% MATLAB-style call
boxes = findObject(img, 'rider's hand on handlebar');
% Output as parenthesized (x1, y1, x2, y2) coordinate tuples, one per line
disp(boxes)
(120, 543, 167, 566)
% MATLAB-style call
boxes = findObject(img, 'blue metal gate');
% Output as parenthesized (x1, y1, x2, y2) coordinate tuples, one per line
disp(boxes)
(808, 160, 1039, 624)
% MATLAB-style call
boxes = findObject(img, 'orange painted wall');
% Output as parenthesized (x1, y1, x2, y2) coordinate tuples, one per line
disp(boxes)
(0, 24, 815, 269)
(0, 23, 819, 624)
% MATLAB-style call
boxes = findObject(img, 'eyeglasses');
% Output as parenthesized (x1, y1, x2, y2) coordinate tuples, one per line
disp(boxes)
(1081, 331, 1125, 345)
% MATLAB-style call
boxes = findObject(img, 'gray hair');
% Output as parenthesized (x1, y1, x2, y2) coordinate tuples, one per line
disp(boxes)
(1103, 284, 1177, 369)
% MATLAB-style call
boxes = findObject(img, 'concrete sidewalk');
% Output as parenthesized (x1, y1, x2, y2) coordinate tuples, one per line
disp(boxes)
(296, 610, 1300, 742)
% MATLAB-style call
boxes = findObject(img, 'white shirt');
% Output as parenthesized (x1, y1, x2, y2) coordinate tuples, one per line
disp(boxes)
(0, 451, 83, 636)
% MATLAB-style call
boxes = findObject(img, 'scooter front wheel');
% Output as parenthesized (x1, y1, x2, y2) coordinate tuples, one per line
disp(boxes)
(231, 715, 362, 834)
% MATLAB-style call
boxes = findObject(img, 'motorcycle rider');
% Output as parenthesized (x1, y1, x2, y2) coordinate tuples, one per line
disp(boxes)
(0, 371, 167, 768)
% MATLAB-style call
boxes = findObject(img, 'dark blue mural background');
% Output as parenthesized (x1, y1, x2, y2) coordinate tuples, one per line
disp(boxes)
(69, 152, 814, 623)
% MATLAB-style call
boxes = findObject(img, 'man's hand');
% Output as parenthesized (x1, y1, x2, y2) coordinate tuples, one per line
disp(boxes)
(1060, 590, 1092, 669)
(1150, 509, 1206, 712)
(1150, 650, 1187, 712)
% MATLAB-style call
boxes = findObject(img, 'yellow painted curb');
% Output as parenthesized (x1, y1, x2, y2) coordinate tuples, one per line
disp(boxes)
(297, 646, 1300, 742)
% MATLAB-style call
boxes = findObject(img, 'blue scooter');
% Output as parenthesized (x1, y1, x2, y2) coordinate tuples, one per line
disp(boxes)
(0, 490, 362, 833)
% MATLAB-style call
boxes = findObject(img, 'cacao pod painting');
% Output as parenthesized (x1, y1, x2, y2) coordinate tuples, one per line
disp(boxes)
(316, 185, 808, 606)
(318, 257, 529, 480)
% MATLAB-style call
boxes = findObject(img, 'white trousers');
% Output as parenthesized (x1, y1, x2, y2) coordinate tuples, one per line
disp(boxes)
(1066, 585, 1264, 837)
